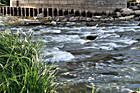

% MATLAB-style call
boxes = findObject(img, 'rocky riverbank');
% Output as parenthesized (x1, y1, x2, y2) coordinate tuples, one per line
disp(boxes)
(1, 7, 140, 26)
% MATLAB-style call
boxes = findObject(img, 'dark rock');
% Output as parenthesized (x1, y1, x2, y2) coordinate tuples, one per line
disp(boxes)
(86, 35, 98, 40)
(137, 23, 140, 26)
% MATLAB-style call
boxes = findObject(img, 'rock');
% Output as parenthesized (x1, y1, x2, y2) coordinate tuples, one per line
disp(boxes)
(138, 23, 140, 26)
(116, 12, 122, 17)
(118, 15, 134, 20)
(132, 6, 139, 10)
(51, 21, 57, 25)
(130, 91, 140, 93)
(94, 16, 102, 19)
(134, 10, 140, 16)
(62, 18, 68, 22)
(36, 13, 44, 19)
(24, 21, 45, 26)
(121, 8, 134, 15)
(86, 35, 98, 40)
(69, 17, 77, 21)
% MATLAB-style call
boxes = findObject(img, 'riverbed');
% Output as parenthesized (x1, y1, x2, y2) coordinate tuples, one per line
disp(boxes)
(1, 17, 140, 93)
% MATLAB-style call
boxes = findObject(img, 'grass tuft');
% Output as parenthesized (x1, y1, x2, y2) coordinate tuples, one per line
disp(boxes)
(0, 31, 56, 93)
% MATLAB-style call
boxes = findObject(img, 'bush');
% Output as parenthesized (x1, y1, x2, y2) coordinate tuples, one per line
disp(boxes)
(0, 31, 56, 93)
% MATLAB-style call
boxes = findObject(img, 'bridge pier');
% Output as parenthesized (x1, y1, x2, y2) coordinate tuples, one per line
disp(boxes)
(87, 11, 92, 17)
(53, 8, 57, 16)
(0, 6, 95, 18)
(81, 11, 86, 17)
(34, 8, 37, 16)
(59, 9, 63, 16)
(64, 9, 68, 16)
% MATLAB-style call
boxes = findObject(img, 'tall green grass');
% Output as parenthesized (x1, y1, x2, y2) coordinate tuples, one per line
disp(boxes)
(0, 31, 56, 93)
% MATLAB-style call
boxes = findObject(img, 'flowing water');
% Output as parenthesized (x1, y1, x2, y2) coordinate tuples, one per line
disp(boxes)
(1, 17, 140, 93)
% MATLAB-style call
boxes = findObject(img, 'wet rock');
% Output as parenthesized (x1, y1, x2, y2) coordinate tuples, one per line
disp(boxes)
(24, 21, 45, 26)
(116, 12, 122, 17)
(98, 71, 119, 76)
(134, 10, 140, 16)
(118, 15, 134, 20)
(86, 35, 98, 40)
(69, 17, 77, 21)
(36, 13, 44, 19)
(137, 23, 140, 26)
(121, 8, 134, 15)
(130, 91, 140, 93)
(51, 21, 57, 25)
(131, 6, 139, 10)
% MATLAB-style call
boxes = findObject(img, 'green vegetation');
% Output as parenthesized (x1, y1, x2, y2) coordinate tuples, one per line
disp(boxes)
(137, 88, 140, 91)
(0, 31, 56, 93)
(0, 2, 6, 6)
(0, 0, 10, 6)
(92, 88, 95, 93)
(128, 0, 136, 2)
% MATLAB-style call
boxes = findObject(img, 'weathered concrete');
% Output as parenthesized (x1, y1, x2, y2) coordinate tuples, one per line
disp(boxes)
(11, 0, 127, 13)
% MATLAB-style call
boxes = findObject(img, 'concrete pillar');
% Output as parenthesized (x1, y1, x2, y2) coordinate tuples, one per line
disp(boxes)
(64, 9, 68, 16)
(33, 8, 38, 16)
(87, 11, 92, 17)
(81, 11, 86, 17)
(69, 9, 74, 16)
(22, 8, 25, 16)
(25, 8, 29, 16)
(11, 7, 14, 16)
(75, 10, 80, 16)
(7, 7, 10, 15)
(54, 8, 57, 16)
(1, 7, 4, 15)
(48, 8, 52, 16)
(44, 8, 47, 17)
(59, 9, 63, 16)
(18, 7, 21, 16)
(4, 7, 6, 15)
(30, 8, 33, 17)
(39, 8, 42, 14)
(14, 7, 18, 16)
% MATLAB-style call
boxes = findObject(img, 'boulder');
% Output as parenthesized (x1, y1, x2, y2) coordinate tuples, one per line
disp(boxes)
(86, 35, 98, 40)
(131, 6, 139, 10)
(121, 8, 134, 15)
(116, 12, 122, 17)
(36, 13, 44, 19)
(118, 15, 134, 20)
(134, 10, 140, 16)
(137, 23, 140, 26)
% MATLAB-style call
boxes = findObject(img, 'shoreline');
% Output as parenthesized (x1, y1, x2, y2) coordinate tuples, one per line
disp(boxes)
(0, 11, 140, 26)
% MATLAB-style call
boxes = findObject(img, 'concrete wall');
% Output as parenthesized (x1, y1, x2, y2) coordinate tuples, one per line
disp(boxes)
(11, 0, 127, 13)
(136, 0, 140, 2)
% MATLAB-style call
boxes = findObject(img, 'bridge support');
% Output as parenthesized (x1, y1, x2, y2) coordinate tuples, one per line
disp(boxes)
(0, 6, 95, 18)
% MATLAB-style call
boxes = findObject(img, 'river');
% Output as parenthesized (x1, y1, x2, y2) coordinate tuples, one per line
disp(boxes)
(1, 17, 140, 93)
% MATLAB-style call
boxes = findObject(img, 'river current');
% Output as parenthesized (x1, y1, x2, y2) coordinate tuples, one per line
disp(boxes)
(1, 19, 140, 93)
